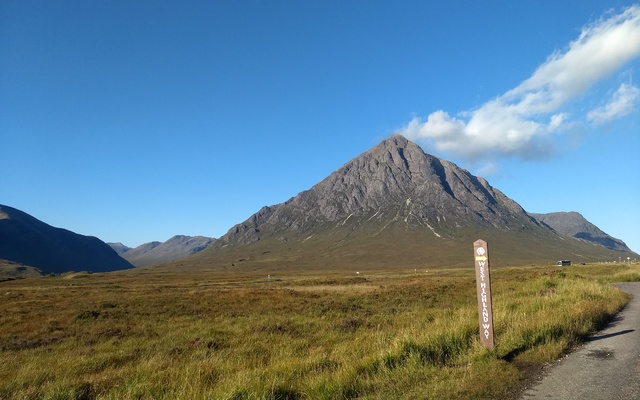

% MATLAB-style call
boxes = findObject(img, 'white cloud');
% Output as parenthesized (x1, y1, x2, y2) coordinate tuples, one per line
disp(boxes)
(587, 83, 640, 124)
(549, 113, 569, 131)
(399, 5, 640, 163)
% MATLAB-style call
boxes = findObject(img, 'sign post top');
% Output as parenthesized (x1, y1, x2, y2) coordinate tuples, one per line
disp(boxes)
(474, 239, 487, 248)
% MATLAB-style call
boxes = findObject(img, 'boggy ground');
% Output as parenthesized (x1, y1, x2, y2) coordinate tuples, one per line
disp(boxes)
(0, 263, 637, 399)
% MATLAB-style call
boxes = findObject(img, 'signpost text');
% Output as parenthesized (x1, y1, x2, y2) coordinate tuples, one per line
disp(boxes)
(474, 239, 495, 349)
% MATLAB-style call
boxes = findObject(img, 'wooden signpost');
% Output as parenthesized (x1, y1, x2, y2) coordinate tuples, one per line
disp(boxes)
(473, 239, 494, 349)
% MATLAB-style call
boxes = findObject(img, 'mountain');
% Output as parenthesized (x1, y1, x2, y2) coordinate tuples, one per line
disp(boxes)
(179, 135, 636, 271)
(112, 235, 215, 267)
(0, 204, 134, 274)
(530, 212, 631, 252)
(108, 242, 131, 255)
(220, 134, 535, 244)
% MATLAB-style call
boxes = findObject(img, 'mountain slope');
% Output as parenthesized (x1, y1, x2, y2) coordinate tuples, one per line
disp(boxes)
(181, 135, 635, 271)
(530, 212, 631, 252)
(0, 204, 134, 274)
(113, 235, 215, 267)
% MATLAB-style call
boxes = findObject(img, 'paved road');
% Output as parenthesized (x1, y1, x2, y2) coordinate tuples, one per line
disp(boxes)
(520, 282, 640, 399)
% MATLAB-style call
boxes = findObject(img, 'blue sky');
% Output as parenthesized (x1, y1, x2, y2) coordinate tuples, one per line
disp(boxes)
(2, 1, 639, 253)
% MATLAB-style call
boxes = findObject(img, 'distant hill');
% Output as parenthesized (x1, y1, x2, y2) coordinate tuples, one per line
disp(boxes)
(110, 235, 215, 267)
(108, 242, 131, 255)
(175, 135, 636, 271)
(0, 204, 134, 274)
(0, 258, 41, 281)
(530, 212, 631, 252)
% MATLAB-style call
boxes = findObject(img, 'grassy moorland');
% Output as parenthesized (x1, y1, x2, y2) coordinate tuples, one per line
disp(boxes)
(0, 262, 637, 400)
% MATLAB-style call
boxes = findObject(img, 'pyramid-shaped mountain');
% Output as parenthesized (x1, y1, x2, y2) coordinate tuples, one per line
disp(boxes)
(222, 135, 534, 243)
(186, 135, 635, 270)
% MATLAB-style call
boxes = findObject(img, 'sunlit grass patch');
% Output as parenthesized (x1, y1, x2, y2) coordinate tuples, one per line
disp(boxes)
(0, 264, 635, 399)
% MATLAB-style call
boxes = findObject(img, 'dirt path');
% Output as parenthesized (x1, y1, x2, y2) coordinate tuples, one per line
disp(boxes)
(519, 282, 640, 399)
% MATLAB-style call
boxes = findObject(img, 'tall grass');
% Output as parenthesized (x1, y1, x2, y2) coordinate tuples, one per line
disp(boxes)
(0, 263, 634, 399)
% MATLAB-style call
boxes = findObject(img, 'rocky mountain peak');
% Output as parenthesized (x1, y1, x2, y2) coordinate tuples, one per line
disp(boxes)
(218, 135, 537, 246)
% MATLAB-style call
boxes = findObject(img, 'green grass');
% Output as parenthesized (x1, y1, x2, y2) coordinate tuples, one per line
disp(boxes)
(0, 262, 635, 399)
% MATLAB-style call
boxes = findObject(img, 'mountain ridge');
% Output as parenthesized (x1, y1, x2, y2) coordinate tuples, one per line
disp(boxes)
(0, 204, 134, 275)
(110, 235, 215, 267)
(530, 211, 631, 252)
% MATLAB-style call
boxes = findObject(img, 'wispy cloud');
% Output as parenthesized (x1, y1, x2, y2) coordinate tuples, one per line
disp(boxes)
(399, 5, 640, 164)
(587, 82, 640, 124)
